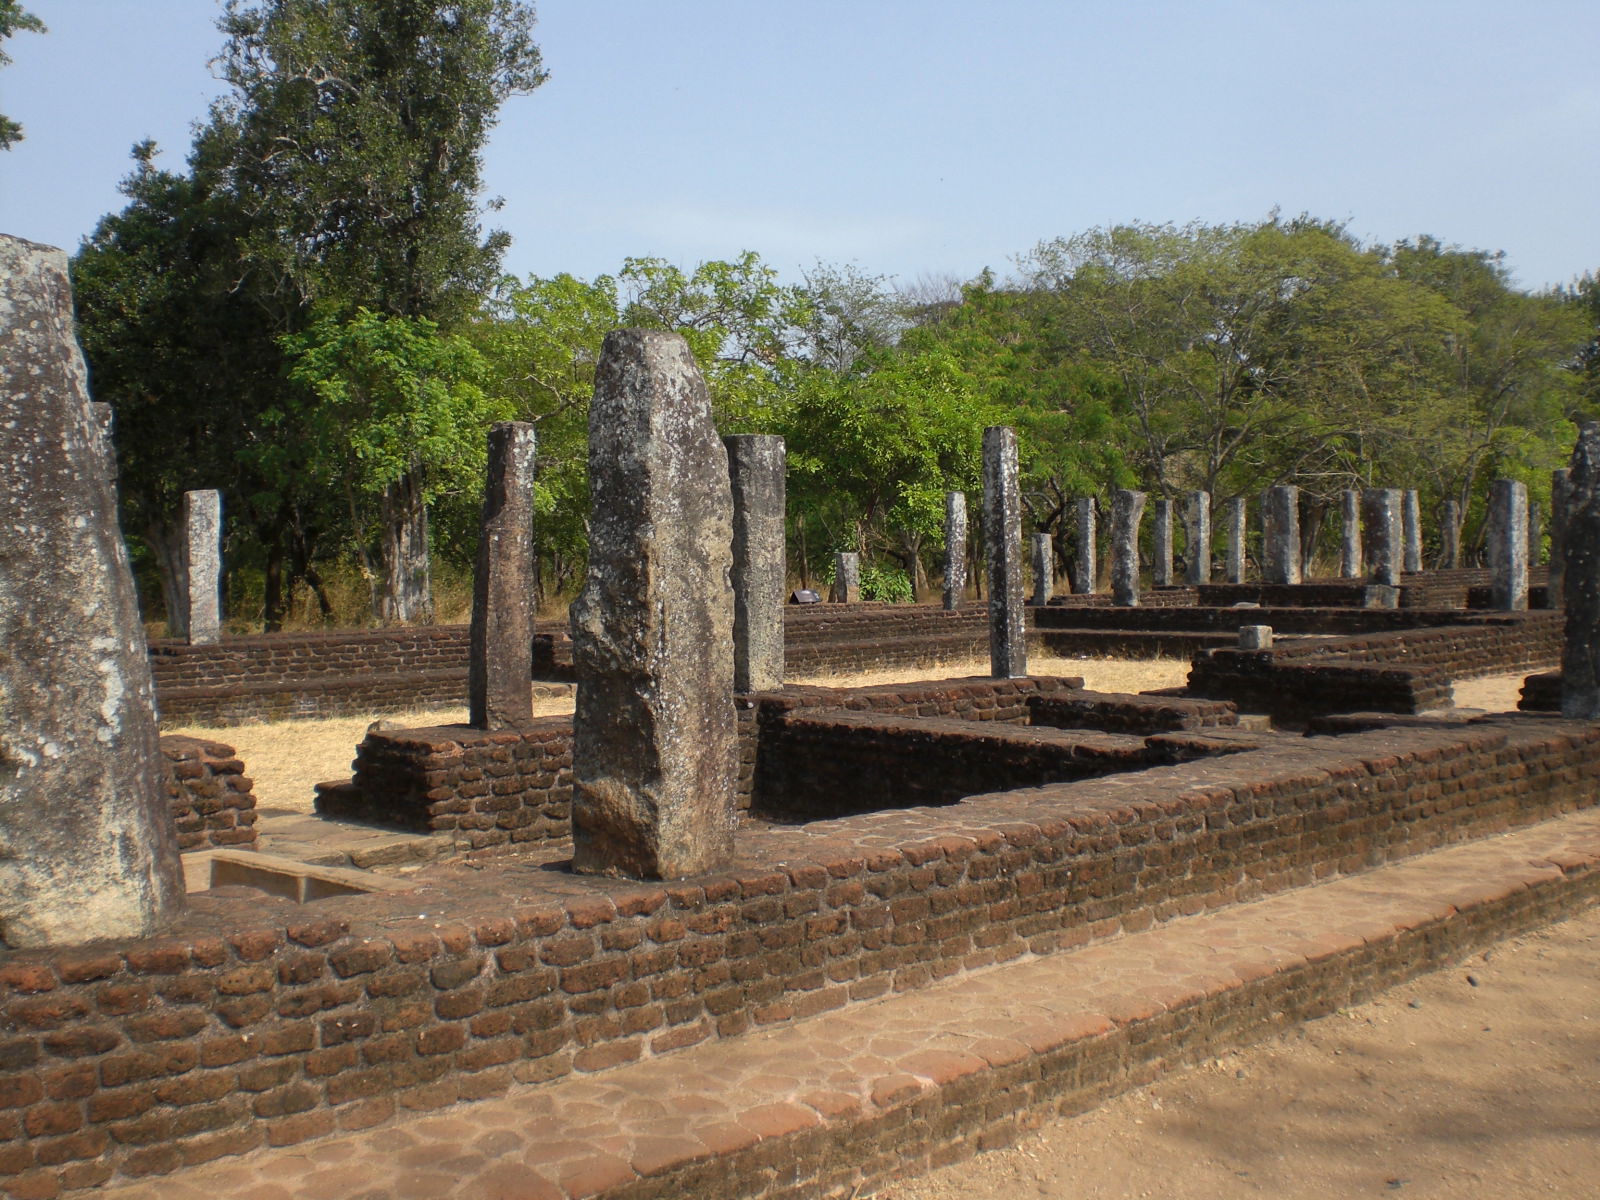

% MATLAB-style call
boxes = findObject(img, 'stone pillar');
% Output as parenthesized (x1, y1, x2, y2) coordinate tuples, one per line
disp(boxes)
(983, 426, 1027, 678)
(1489, 478, 1529, 612)
(468, 422, 537, 730)
(1151, 499, 1173, 588)
(183, 488, 223, 646)
(832, 552, 860, 604)
(93, 402, 116, 484)
(1072, 497, 1096, 594)
(1226, 497, 1247, 583)
(1184, 490, 1211, 585)
(1339, 489, 1363, 579)
(1362, 489, 1403, 588)
(943, 491, 967, 610)
(1238, 625, 1273, 650)
(1261, 486, 1301, 586)
(1030, 533, 1052, 606)
(1401, 489, 1422, 574)
(726, 434, 786, 693)
(0, 235, 184, 946)
(1562, 426, 1600, 716)
(570, 330, 736, 880)
(1549, 470, 1570, 608)
(1110, 489, 1146, 606)
(1528, 501, 1543, 568)
(1440, 500, 1462, 569)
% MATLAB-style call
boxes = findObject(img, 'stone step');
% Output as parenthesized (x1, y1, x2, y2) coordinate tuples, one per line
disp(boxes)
(94, 807, 1600, 1200)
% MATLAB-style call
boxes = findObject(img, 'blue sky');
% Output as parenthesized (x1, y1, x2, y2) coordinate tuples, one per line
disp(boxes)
(2, 0, 1597, 291)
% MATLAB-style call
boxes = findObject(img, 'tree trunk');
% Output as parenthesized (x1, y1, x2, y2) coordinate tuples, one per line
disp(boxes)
(147, 517, 188, 639)
(379, 468, 434, 625)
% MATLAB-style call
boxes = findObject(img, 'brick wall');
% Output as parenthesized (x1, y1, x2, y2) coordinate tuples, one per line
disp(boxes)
(160, 737, 257, 853)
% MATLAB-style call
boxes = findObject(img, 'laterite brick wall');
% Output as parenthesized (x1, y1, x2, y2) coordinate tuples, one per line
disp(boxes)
(160, 737, 257, 853)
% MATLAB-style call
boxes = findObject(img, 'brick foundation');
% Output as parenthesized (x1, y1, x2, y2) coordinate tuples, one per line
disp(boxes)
(160, 737, 257, 853)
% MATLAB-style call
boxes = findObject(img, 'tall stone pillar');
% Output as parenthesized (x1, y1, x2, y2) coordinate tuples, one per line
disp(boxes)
(469, 423, 537, 730)
(726, 434, 786, 693)
(1489, 478, 1529, 612)
(1339, 489, 1363, 579)
(1549, 470, 1571, 608)
(183, 488, 223, 646)
(983, 426, 1027, 678)
(1402, 489, 1423, 574)
(1152, 499, 1173, 587)
(1261, 486, 1301, 586)
(570, 330, 736, 880)
(1072, 497, 1096, 594)
(1110, 489, 1146, 607)
(832, 552, 860, 603)
(1562, 426, 1600, 716)
(1362, 488, 1403, 588)
(0, 235, 184, 946)
(1031, 532, 1052, 606)
(1226, 497, 1247, 583)
(943, 491, 967, 610)
(1440, 500, 1461, 569)
(1184, 490, 1211, 585)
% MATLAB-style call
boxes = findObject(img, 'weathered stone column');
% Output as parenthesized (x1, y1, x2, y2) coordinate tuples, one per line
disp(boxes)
(468, 422, 537, 730)
(1072, 497, 1096, 594)
(726, 434, 786, 693)
(1339, 489, 1363, 579)
(1152, 499, 1173, 587)
(1261, 486, 1301, 586)
(983, 426, 1027, 678)
(1562, 426, 1600, 716)
(1110, 489, 1146, 606)
(1549, 470, 1571, 607)
(570, 330, 736, 879)
(1402, 489, 1423, 574)
(1489, 478, 1529, 612)
(832, 552, 860, 604)
(1031, 533, 1052, 606)
(0, 235, 184, 946)
(1528, 501, 1543, 568)
(1440, 500, 1462, 569)
(1363, 488, 1404, 588)
(943, 491, 967, 610)
(1226, 497, 1247, 583)
(183, 488, 223, 646)
(1184, 490, 1211, 585)
(1238, 625, 1273, 650)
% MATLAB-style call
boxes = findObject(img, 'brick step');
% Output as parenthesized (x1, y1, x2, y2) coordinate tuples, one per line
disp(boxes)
(95, 807, 1600, 1200)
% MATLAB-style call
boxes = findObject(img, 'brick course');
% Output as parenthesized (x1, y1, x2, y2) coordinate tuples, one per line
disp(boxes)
(160, 737, 257, 853)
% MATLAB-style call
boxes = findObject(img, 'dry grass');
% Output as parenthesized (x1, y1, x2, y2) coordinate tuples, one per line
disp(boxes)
(790, 654, 1191, 695)
(1450, 670, 1528, 713)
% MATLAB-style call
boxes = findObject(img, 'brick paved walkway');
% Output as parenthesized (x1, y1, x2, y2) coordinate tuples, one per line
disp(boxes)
(96, 810, 1600, 1200)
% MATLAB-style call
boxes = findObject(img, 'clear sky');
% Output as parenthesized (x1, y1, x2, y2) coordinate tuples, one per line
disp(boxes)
(2, 0, 1597, 292)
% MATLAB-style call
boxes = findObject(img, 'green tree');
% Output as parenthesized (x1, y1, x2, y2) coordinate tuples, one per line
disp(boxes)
(0, 1, 43, 150)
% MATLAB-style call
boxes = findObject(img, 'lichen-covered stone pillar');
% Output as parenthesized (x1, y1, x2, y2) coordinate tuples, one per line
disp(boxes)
(1402, 489, 1423, 574)
(1261, 486, 1301, 585)
(943, 491, 967, 610)
(1226, 497, 1247, 583)
(0, 234, 184, 946)
(1362, 488, 1404, 588)
(1549, 470, 1571, 608)
(183, 488, 222, 646)
(468, 422, 537, 730)
(1030, 533, 1052, 606)
(725, 434, 786, 693)
(1489, 478, 1529, 612)
(1151, 500, 1173, 587)
(1110, 489, 1146, 606)
(983, 426, 1027, 678)
(1562, 426, 1600, 716)
(1339, 489, 1363, 579)
(570, 330, 736, 879)
(1072, 497, 1096, 594)
(1184, 490, 1211, 585)
(1440, 500, 1462, 569)
(832, 552, 860, 604)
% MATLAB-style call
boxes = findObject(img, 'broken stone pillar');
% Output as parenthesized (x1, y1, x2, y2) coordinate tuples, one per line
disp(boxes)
(1440, 500, 1462, 570)
(943, 491, 967, 610)
(1528, 501, 1543, 568)
(1489, 478, 1529, 612)
(1549, 470, 1570, 608)
(1110, 489, 1146, 606)
(1031, 532, 1052, 606)
(1362, 488, 1404, 588)
(832, 552, 860, 604)
(1072, 497, 1096, 594)
(0, 235, 185, 946)
(1339, 489, 1363, 579)
(983, 426, 1027, 678)
(468, 422, 537, 730)
(183, 488, 222, 646)
(1402, 490, 1423, 574)
(1152, 499, 1173, 587)
(1238, 625, 1273, 650)
(1226, 497, 1247, 583)
(1562, 426, 1600, 716)
(1261, 486, 1301, 586)
(1184, 490, 1211, 585)
(726, 434, 786, 693)
(570, 330, 736, 880)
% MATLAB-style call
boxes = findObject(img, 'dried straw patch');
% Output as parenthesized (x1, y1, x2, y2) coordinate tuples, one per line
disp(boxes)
(790, 655, 1192, 695)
